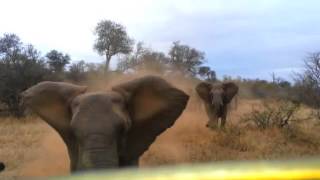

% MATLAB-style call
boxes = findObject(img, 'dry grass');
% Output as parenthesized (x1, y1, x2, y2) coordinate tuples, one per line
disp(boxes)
(0, 116, 47, 176)
(141, 99, 320, 166)
(1, 72, 320, 177)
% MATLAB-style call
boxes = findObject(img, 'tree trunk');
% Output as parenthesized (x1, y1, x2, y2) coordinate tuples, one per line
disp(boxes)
(105, 54, 111, 73)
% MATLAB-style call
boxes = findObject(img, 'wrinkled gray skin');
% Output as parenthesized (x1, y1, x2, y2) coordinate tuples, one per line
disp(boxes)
(21, 76, 189, 173)
(196, 82, 238, 129)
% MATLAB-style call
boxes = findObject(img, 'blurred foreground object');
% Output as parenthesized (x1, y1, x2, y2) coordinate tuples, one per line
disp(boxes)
(0, 162, 5, 172)
(57, 158, 320, 180)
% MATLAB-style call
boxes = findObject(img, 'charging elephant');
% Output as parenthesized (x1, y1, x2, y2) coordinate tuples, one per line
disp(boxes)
(0, 162, 4, 172)
(21, 76, 189, 172)
(196, 81, 238, 129)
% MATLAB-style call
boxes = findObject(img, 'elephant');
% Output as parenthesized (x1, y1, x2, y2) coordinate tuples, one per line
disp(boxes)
(0, 162, 4, 172)
(21, 76, 189, 172)
(196, 81, 238, 129)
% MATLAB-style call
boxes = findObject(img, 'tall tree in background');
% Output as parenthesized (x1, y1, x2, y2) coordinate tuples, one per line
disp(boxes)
(168, 41, 205, 76)
(117, 42, 146, 72)
(117, 42, 168, 72)
(207, 70, 217, 82)
(93, 20, 134, 72)
(0, 34, 22, 59)
(198, 66, 210, 77)
(294, 52, 320, 108)
(198, 66, 217, 82)
(67, 60, 86, 82)
(45, 50, 70, 73)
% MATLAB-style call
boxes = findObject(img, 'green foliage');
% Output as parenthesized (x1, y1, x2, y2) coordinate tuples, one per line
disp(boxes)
(0, 34, 49, 116)
(46, 50, 70, 73)
(168, 41, 205, 76)
(93, 20, 134, 71)
(198, 66, 216, 82)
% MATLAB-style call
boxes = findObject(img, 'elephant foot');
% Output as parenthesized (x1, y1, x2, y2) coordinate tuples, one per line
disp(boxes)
(206, 123, 227, 132)
(206, 123, 218, 130)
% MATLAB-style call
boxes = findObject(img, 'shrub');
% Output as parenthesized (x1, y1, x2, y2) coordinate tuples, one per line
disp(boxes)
(0, 34, 50, 116)
(240, 100, 303, 130)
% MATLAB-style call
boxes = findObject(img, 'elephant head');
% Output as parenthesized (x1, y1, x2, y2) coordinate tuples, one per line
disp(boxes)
(21, 76, 189, 172)
(196, 81, 238, 129)
(0, 162, 4, 172)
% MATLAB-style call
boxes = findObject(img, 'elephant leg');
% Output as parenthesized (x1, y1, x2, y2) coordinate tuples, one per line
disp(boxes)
(119, 158, 138, 167)
(220, 117, 226, 128)
(209, 117, 219, 128)
(205, 104, 218, 129)
(61, 133, 79, 172)
(207, 113, 219, 129)
(119, 142, 139, 168)
(67, 140, 79, 172)
(220, 106, 228, 128)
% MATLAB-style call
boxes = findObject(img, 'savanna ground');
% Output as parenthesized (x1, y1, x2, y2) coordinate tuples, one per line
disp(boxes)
(1, 72, 320, 177)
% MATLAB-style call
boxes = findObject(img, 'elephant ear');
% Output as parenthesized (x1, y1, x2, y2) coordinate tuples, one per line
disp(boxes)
(195, 82, 212, 102)
(112, 76, 189, 163)
(22, 81, 87, 134)
(222, 82, 239, 104)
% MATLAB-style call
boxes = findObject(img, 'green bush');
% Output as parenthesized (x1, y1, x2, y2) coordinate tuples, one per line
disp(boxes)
(0, 34, 50, 116)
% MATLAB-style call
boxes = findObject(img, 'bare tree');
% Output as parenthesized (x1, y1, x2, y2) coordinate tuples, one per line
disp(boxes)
(67, 60, 86, 82)
(304, 52, 320, 84)
(293, 52, 320, 108)
(93, 20, 134, 72)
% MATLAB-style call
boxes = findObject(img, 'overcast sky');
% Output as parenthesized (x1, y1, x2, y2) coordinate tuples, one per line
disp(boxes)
(1, 0, 320, 80)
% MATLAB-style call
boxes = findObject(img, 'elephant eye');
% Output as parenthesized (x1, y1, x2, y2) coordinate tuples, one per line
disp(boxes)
(71, 100, 80, 108)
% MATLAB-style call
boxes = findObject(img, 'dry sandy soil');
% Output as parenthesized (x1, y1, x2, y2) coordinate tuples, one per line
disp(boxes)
(1, 73, 320, 177)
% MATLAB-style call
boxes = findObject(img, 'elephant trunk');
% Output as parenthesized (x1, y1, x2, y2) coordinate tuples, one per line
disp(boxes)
(78, 135, 119, 171)
(204, 92, 223, 129)
(211, 92, 223, 107)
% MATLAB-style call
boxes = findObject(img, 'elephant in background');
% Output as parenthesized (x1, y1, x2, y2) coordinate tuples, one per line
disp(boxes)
(196, 81, 238, 129)
(0, 162, 4, 172)
(21, 76, 189, 172)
